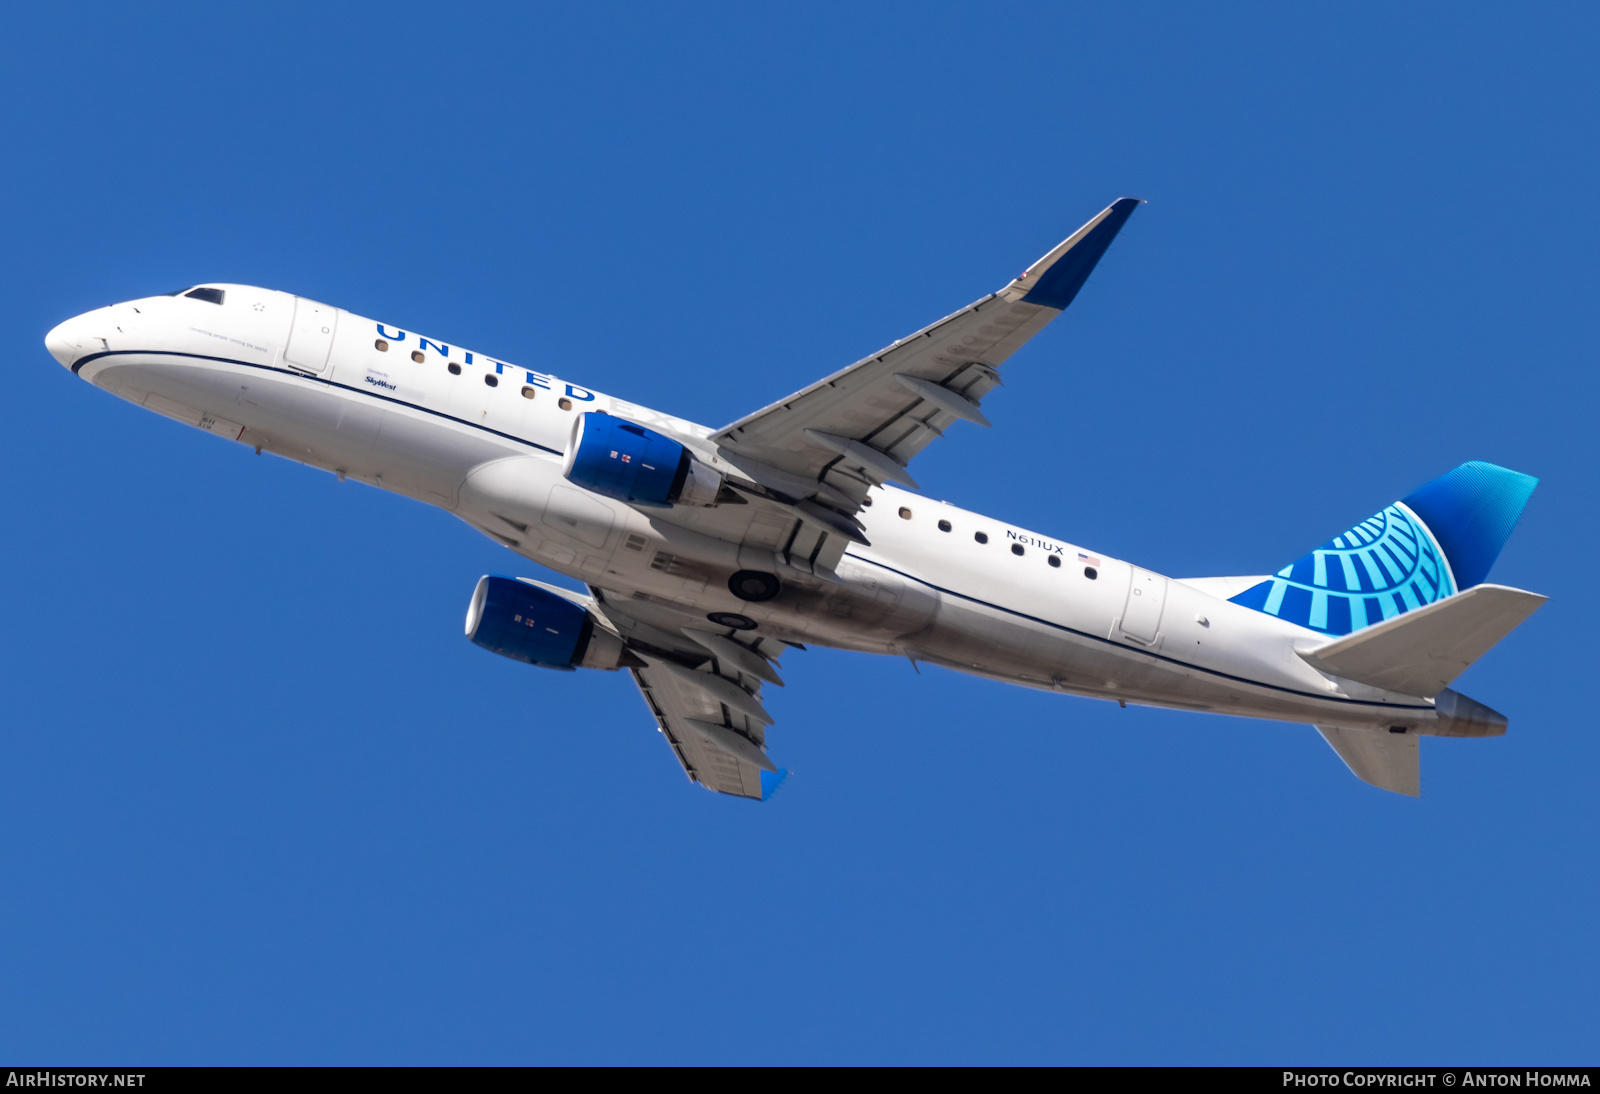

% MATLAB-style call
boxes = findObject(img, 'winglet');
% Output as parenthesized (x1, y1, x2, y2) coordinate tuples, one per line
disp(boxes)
(760, 768, 790, 801)
(1008, 197, 1141, 311)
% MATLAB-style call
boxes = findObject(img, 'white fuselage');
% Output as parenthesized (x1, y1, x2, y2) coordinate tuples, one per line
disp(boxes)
(46, 285, 1448, 733)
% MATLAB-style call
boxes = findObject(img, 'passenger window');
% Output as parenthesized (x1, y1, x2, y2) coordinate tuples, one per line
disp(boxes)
(447, 363, 461, 375)
(184, 287, 225, 305)
(559, 398, 573, 410)
(1011, 544, 1024, 556)
(521, 386, 537, 399)
(485, 374, 498, 387)
(1048, 555, 1061, 568)
(375, 339, 389, 352)
(861, 496, 873, 507)
(938, 520, 951, 532)
(898, 507, 912, 520)
(974, 532, 988, 544)
(411, 350, 425, 364)
(1084, 567, 1098, 580)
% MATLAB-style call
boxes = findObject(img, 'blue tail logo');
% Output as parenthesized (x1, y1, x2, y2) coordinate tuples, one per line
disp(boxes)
(1229, 461, 1537, 636)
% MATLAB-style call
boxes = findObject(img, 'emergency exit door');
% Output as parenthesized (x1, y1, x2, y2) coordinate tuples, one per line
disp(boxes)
(284, 297, 339, 373)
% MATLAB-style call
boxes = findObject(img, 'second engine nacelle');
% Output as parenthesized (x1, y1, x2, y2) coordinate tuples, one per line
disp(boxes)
(562, 411, 724, 508)
(464, 575, 631, 671)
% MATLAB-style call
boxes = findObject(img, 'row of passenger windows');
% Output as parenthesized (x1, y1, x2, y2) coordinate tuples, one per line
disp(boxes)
(370, 332, 1092, 574)
(889, 503, 1098, 579)
(375, 338, 575, 408)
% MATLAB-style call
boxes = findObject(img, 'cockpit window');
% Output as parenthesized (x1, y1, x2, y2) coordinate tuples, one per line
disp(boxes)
(185, 287, 225, 305)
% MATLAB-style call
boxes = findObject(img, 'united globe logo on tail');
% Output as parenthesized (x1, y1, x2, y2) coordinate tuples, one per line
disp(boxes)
(1229, 461, 1539, 637)
(1229, 504, 1455, 636)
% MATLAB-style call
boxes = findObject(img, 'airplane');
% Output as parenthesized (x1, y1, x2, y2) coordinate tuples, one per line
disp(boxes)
(43, 198, 1545, 800)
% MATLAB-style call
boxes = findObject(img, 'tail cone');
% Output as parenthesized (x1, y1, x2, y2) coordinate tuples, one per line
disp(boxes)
(1429, 688, 1508, 738)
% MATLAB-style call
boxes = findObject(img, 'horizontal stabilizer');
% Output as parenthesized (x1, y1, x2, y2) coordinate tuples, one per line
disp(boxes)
(1300, 584, 1546, 696)
(1316, 725, 1420, 797)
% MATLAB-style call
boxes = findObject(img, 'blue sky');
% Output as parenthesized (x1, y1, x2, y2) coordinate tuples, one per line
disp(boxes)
(1, 2, 1595, 1064)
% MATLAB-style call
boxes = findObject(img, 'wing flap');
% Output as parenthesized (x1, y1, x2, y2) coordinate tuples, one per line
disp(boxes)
(1299, 584, 1546, 696)
(684, 719, 777, 773)
(681, 629, 784, 685)
(630, 660, 777, 800)
(592, 591, 788, 800)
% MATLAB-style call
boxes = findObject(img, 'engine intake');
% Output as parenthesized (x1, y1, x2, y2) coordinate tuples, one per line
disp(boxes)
(464, 575, 630, 671)
(563, 411, 724, 508)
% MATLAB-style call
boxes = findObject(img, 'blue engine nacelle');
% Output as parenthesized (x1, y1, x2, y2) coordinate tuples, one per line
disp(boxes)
(464, 576, 631, 671)
(562, 411, 726, 508)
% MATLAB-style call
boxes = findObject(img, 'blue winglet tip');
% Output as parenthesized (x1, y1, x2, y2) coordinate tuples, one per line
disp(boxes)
(1020, 197, 1141, 311)
(760, 768, 790, 801)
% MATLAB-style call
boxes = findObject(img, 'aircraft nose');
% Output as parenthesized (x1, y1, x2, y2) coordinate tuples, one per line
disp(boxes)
(44, 314, 93, 369)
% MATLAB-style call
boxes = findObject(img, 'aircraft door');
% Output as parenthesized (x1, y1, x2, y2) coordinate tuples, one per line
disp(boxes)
(284, 297, 339, 373)
(1120, 567, 1167, 643)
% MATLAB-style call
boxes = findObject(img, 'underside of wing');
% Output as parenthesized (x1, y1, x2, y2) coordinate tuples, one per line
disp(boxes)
(629, 661, 787, 800)
(591, 588, 791, 801)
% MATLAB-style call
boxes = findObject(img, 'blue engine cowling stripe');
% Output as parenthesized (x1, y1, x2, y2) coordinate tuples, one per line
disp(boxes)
(565, 411, 688, 507)
(468, 576, 593, 670)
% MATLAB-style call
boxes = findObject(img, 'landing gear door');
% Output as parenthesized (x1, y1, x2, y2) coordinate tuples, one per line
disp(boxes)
(1120, 567, 1167, 644)
(284, 297, 339, 374)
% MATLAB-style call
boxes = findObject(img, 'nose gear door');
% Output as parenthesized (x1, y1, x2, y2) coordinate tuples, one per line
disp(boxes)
(284, 297, 338, 374)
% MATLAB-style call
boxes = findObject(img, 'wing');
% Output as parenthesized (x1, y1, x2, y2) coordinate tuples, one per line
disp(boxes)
(591, 588, 791, 801)
(712, 197, 1140, 508)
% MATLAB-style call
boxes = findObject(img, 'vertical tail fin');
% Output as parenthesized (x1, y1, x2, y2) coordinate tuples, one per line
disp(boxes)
(1230, 462, 1537, 636)
(1399, 462, 1539, 589)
